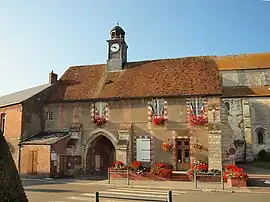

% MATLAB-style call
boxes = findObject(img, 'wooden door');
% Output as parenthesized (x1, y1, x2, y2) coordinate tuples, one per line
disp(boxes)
(59, 155, 66, 175)
(95, 154, 101, 171)
(176, 139, 190, 171)
(27, 151, 38, 174)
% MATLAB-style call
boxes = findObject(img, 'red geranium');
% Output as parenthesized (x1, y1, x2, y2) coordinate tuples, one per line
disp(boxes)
(94, 116, 106, 126)
(190, 114, 207, 125)
(223, 164, 248, 181)
(130, 161, 142, 171)
(111, 161, 125, 170)
(152, 116, 165, 125)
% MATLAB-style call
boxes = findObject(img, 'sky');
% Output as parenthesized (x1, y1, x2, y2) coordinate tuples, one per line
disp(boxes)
(1, 0, 270, 96)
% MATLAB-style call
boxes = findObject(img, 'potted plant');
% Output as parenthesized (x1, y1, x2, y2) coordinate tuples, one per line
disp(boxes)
(162, 139, 174, 152)
(94, 116, 106, 126)
(223, 164, 248, 187)
(152, 115, 165, 125)
(190, 114, 207, 125)
(109, 161, 127, 178)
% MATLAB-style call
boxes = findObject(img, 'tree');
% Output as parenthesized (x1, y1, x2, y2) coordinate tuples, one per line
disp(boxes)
(0, 130, 28, 201)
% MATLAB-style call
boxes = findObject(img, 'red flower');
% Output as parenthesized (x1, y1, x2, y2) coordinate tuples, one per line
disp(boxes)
(190, 114, 207, 125)
(94, 116, 106, 126)
(162, 139, 174, 152)
(153, 116, 165, 125)
(223, 164, 248, 181)
(130, 161, 142, 171)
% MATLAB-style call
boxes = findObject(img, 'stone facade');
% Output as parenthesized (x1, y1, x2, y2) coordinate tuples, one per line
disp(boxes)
(221, 69, 270, 161)
(43, 96, 222, 174)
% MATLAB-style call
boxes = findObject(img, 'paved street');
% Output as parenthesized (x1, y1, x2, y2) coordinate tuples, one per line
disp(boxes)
(23, 178, 270, 202)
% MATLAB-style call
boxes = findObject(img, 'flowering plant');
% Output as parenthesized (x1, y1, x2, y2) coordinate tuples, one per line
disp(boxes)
(151, 163, 173, 178)
(129, 161, 142, 171)
(94, 116, 106, 126)
(111, 161, 126, 170)
(223, 164, 248, 181)
(162, 139, 174, 152)
(152, 115, 165, 125)
(190, 114, 207, 125)
(193, 142, 208, 152)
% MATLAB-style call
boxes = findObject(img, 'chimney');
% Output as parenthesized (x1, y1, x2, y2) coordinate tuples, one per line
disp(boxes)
(49, 70, 58, 84)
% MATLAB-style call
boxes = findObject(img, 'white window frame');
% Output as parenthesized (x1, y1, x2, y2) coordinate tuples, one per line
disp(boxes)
(190, 98, 204, 116)
(150, 99, 164, 117)
(136, 138, 151, 162)
(95, 102, 106, 117)
(0, 113, 6, 133)
(46, 112, 54, 121)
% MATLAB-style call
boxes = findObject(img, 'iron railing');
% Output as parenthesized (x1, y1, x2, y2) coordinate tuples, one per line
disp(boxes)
(94, 190, 173, 202)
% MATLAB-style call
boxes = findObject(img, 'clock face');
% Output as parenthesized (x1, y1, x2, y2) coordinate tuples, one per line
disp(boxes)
(110, 43, 120, 52)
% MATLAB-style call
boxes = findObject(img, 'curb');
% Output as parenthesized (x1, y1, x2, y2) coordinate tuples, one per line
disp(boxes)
(94, 182, 252, 193)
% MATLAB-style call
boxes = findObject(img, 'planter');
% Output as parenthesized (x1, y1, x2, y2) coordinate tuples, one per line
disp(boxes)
(109, 170, 128, 179)
(227, 178, 247, 187)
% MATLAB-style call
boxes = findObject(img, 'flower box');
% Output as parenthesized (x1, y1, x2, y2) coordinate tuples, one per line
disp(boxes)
(227, 178, 247, 187)
(152, 116, 165, 125)
(109, 169, 128, 179)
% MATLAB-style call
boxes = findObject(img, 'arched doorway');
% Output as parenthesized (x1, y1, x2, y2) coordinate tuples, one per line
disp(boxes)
(86, 135, 115, 174)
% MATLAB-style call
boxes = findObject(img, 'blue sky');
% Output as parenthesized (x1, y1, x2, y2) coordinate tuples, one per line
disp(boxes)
(1, 0, 270, 96)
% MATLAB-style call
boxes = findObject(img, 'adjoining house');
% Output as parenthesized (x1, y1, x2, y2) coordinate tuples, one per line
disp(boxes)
(3, 25, 270, 177)
(0, 71, 58, 169)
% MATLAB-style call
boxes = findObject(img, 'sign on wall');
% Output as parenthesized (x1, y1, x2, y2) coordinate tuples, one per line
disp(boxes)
(51, 152, 57, 161)
(136, 138, 151, 162)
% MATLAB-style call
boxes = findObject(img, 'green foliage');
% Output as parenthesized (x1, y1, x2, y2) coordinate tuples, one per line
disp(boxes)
(0, 130, 28, 202)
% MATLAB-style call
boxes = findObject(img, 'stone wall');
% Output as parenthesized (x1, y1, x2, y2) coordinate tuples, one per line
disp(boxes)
(249, 98, 270, 155)
(221, 69, 270, 86)
(45, 97, 213, 169)
(207, 96, 222, 170)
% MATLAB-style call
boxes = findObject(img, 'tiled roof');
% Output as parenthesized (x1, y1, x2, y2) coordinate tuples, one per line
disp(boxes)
(0, 84, 51, 108)
(20, 131, 70, 145)
(216, 52, 270, 71)
(48, 56, 221, 101)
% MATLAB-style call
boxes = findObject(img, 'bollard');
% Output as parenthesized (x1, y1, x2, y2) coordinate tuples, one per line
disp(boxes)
(167, 190, 172, 202)
(127, 169, 130, 185)
(108, 169, 110, 184)
(95, 192, 99, 202)
(221, 170, 224, 190)
(194, 171, 197, 189)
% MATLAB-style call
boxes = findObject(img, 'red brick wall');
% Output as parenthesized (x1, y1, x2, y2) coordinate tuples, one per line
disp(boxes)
(0, 104, 22, 168)
(20, 145, 51, 177)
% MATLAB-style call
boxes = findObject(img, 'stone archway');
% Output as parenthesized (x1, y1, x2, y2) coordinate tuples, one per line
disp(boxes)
(84, 129, 118, 174)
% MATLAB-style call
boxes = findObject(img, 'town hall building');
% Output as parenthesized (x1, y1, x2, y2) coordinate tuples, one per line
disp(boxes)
(1, 25, 270, 177)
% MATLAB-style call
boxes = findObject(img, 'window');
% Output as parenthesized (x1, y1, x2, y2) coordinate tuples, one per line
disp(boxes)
(150, 99, 164, 116)
(0, 113, 6, 134)
(190, 98, 204, 116)
(136, 138, 151, 162)
(224, 102, 230, 115)
(256, 127, 266, 145)
(46, 112, 54, 120)
(94, 102, 107, 117)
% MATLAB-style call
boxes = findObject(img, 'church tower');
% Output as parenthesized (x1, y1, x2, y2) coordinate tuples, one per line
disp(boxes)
(106, 24, 128, 71)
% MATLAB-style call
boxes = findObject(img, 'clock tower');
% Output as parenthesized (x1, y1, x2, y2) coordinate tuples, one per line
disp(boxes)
(107, 24, 128, 71)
